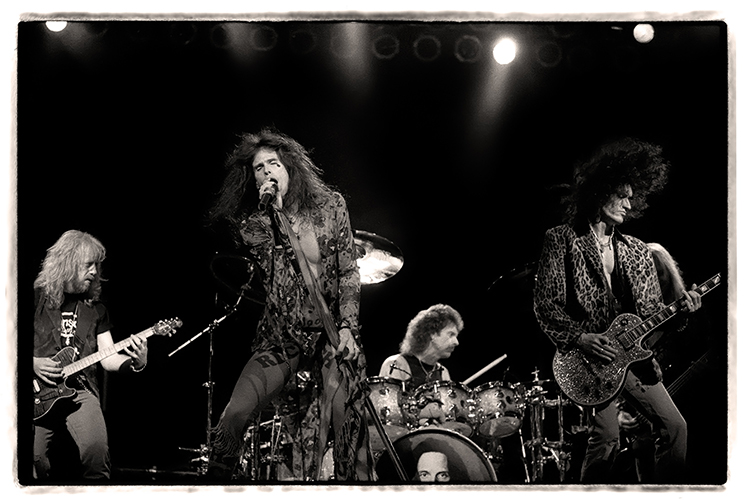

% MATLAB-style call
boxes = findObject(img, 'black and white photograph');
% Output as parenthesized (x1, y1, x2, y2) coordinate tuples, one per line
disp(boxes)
(5, 2, 740, 496)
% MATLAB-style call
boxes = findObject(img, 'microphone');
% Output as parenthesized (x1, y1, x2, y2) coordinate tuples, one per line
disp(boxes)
(258, 180, 278, 211)
(389, 362, 396, 376)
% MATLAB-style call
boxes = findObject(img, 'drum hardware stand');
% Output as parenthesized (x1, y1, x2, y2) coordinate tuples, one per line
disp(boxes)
(236, 415, 284, 480)
(570, 404, 591, 435)
(169, 291, 245, 476)
(520, 368, 571, 483)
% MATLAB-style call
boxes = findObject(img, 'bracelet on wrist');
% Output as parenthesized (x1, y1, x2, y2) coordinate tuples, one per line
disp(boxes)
(131, 361, 146, 373)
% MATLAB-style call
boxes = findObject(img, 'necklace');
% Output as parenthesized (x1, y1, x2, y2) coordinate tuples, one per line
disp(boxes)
(418, 358, 436, 377)
(590, 224, 613, 253)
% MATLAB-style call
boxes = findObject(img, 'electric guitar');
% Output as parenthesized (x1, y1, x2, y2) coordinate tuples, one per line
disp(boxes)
(552, 274, 720, 407)
(33, 317, 182, 421)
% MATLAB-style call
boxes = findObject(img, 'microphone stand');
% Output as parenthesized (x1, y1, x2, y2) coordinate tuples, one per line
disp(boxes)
(169, 293, 244, 476)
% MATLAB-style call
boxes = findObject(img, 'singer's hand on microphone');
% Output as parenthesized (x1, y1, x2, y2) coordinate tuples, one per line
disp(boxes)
(259, 179, 281, 210)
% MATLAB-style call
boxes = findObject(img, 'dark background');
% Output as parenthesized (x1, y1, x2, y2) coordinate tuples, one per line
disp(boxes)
(16, 19, 729, 485)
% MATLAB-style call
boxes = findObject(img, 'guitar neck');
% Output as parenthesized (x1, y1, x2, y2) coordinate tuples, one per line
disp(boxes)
(619, 274, 720, 350)
(632, 349, 713, 427)
(61, 328, 154, 377)
(666, 349, 713, 395)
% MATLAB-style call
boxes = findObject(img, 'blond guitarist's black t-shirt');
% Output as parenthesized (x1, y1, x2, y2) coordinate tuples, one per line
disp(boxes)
(60, 293, 112, 346)
(58, 293, 113, 393)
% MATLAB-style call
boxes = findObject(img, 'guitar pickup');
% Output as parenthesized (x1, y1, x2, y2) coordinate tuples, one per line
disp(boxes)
(33, 379, 40, 393)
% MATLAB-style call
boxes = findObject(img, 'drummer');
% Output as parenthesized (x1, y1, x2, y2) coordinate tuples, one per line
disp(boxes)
(379, 304, 464, 426)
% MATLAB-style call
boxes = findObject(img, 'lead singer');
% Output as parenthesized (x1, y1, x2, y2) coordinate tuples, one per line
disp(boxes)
(206, 128, 373, 481)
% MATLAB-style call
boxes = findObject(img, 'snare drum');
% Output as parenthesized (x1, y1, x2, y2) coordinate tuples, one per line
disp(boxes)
(375, 427, 498, 483)
(472, 381, 524, 438)
(365, 376, 414, 451)
(413, 380, 474, 437)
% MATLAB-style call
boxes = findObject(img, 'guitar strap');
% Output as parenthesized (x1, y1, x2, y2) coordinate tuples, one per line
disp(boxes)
(272, 208, 341, 347)
(271, 207, 409, 481)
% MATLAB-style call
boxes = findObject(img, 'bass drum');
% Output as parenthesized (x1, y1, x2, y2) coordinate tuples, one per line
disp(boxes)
(375, 428, 497, 483)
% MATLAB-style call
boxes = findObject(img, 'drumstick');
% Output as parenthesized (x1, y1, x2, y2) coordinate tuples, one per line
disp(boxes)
(462, 354, 508, 385)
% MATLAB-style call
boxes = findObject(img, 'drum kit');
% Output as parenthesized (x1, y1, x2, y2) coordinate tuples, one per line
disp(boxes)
(363, 366, 588, 484)
(187, 231, 589, 483)
(230, 366, 587, 484)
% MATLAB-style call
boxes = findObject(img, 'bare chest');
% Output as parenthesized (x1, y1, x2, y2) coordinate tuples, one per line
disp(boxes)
(292, 220, 322, 278)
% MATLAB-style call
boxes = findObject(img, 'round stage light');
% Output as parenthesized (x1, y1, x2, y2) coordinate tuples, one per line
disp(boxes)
(633, 24, 655, 44)
(45, 21, 67, 32)
(493, 38, 516, 65)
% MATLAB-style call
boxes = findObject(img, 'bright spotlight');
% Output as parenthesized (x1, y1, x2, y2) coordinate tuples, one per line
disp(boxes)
(45, 21, 67, 32)
(633, 24, 655, 44)
(493, 38, 516, 65)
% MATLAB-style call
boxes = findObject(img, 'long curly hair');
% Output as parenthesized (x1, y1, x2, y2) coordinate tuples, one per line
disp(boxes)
(207, 128, 336, 245)
(399, 304, 464, 356)
(647, 242, 686, 304)
(563, 137, 670, 226)
(34, 230, 106, 309)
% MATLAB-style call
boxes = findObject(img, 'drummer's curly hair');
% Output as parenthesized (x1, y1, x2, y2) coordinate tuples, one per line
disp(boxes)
(563, 137, 670, 226)
(400, 304, 464, 356)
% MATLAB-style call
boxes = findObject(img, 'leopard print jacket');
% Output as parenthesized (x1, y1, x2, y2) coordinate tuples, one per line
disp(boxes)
(533, 223, 664, 353)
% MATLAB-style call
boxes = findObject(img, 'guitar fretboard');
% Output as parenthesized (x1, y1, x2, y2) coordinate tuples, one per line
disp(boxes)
(618, 274, 720, 350)
(632, 349, 713, 427)
(61, 328, 154, 378)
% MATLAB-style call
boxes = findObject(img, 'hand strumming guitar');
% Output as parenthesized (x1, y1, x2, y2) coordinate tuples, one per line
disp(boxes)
(33, 357, 63, 385)
(576, 333, 618, 362)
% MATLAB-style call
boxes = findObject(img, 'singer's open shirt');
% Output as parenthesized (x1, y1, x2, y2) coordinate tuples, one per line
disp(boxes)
(238, 192, 362, 358)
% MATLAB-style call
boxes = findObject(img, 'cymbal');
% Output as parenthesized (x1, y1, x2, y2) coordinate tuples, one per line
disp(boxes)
(488, 261, 538, 292)
(518, 378, 554, 387)
(354, 230, 404, 285)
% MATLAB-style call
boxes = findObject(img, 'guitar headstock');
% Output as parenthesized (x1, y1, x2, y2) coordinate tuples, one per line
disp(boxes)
(153, 318, 183, 337)
(696, 273, 721, 295)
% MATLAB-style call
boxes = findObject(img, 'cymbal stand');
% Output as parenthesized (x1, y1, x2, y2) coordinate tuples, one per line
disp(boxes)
(236, 415, 284, 480)
(521, 368, 571, 483)
(169, 293, 244, 476)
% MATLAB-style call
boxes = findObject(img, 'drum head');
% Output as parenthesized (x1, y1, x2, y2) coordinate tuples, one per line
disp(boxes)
(414, 380, 471, 395)
(369, 424, 410, 452)
(367, 375, 405, 387)
(375, 428, 497, 483)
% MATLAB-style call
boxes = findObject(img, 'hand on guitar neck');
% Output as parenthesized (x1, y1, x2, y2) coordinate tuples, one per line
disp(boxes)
(552, 274, 719, 407)
(617, 408, 646, 434)
(33, 318, 181, 422)
(576, 283, 702, 365)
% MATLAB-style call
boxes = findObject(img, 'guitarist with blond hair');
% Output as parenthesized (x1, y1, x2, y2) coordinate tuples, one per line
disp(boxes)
(533, 138, 703, 484)
(32, 230, 148, 482)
